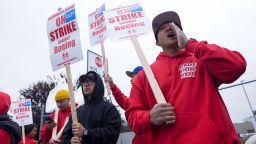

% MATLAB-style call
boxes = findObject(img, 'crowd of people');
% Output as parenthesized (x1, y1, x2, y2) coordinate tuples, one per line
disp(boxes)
(0, 11, 252, 144)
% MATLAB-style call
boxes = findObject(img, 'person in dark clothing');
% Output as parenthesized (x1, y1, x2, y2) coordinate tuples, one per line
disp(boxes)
(61, 71, 121, 144)
(0, 91, 21, 144)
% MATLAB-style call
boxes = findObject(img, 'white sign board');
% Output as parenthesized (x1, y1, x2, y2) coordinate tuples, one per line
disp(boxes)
(88, 4, 107, 47)
(47, 4, 83, 71)
(105, 3, 151, 40)
(12, 99, 33, 126)
(87, 50, 105, 77)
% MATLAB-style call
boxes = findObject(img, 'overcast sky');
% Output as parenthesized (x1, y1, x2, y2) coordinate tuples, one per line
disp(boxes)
(0, 0, 255, 122)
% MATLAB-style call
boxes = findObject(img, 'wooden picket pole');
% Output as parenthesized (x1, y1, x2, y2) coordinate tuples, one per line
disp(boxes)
(22, 125, 25, 144)
(51, 108, 59, 140)
(130, 36, 166, 104)
(56, 117, 69, 139)
(65, 65, 78, 123)
(101, 43, 111, 95)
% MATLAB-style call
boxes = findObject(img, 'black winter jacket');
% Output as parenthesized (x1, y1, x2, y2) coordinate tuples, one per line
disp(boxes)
(62, 71, 121, 144)
(0, 115, 21, 144)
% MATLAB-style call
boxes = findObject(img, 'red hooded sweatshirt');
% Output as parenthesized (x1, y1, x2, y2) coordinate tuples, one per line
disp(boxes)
(18, 135, 37, 144)
(125, 40, 246, 144)
(0, 91, 12, 144)
(111, 85, 152, 144)
(40, 106, 71, 143)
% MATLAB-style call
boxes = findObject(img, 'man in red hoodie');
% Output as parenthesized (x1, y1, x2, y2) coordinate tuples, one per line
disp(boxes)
(105, 66, 152, 144)
(40, 89, 71, 144)
(125, 11, 247, 144)
(0, 91, 21, 144)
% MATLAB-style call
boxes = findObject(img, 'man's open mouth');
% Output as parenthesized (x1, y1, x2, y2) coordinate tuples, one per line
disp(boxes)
(167, 32, 176, 38)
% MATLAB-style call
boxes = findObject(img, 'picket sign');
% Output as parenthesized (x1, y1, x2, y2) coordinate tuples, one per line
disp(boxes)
(12, 98, 33, 144)
(88, 4, 111, 95)
(47, 4, 83, 72)
(100, 43, 111, 95)
(130, 36, 166, 103)
(104, 3, 166, 103)
(46, 4, 82, 140)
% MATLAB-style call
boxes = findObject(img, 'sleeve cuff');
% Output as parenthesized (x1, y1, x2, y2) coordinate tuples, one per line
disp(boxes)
(141, 111, 154, 133)
(185, 38, 197, 52)
(110, 84, 117, 91)
(83, 129, 91, 140)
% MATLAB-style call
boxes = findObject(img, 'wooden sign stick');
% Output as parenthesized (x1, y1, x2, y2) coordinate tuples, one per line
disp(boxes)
(22, 125, 25, 144)
(101, 43, 111, 95)
(56, 118, 69, 140)
(130, 36, 166, 104)
(51, 108, 59, 140)
(65, 65, 78, 123)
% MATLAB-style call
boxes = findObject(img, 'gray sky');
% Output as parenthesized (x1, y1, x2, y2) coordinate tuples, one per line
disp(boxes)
(0, 0, 256, 122)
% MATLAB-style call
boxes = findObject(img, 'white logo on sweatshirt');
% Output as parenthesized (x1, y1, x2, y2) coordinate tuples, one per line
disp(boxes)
(179, 62, 197, 79)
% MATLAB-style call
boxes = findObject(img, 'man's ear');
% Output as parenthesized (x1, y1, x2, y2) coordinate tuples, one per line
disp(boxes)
(156, 41, 160, 46)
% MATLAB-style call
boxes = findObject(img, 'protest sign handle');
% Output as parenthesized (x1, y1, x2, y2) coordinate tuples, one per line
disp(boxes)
(56, 118, 69, 140)
(22, 125, 25, 144)
(51, 108, 59, 139)
(65, 65, 78, 123)
(130, 36, 166, 104)
(101, 43, 111, 95)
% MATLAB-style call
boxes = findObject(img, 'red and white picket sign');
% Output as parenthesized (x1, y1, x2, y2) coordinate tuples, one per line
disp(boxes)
(47, 5, 81, 124)
(105, 3, 151, 40)
(47, 4, 83, 71)
(12, 99, 33, 144)
(105, 4, 166, 104)
(12, 99, 33, 126)
(88, 4, 107, 47)
(88, 4, 111, 95)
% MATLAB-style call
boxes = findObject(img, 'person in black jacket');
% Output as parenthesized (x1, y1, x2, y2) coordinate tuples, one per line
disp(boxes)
(61, 71, 121, 144)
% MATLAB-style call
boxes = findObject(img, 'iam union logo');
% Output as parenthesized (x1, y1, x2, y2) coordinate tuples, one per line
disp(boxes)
(179, 62, 197, 79)
(95, 57, 102, 68)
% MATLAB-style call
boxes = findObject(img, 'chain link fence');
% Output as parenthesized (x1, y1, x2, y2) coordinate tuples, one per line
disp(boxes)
(116, 75, 256, 143)
(219, 79, 256, 142)
(220, 80, 256, 124)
